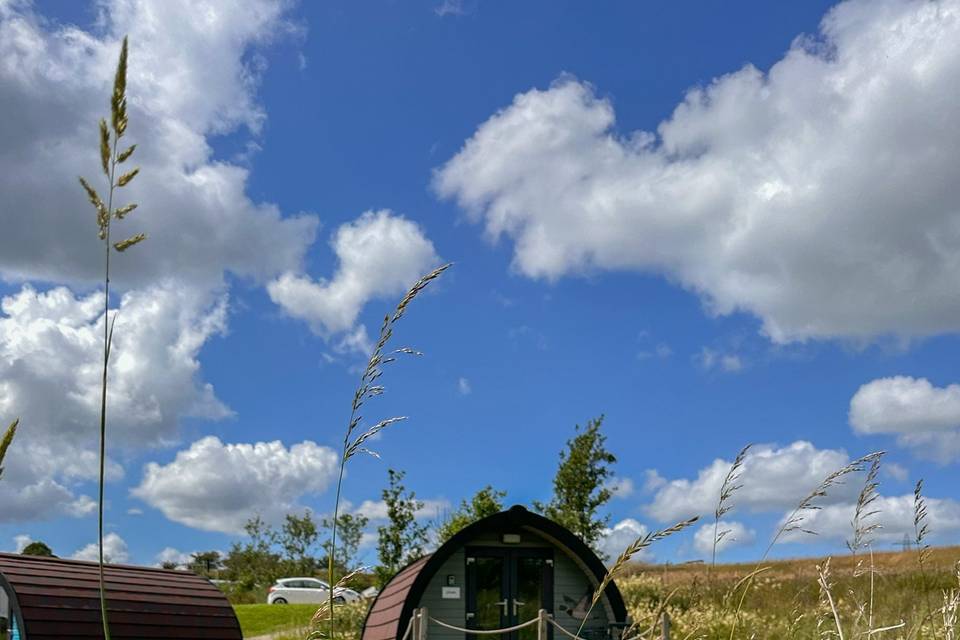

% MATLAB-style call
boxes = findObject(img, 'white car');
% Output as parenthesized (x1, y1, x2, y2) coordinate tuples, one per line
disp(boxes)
(267, 577, 361, 605)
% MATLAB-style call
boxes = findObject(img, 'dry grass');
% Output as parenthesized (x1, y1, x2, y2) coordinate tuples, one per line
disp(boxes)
(602, 446, 956, 640)
(0, 418, 18, 479)
(617, 547, 960, 639)
(78, 34, 146, 640)
(316, 264, 451, 640)
(624, 546, 960, 584)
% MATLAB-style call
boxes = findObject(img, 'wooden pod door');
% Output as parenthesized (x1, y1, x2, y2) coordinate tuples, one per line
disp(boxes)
(465, 547, 553, 640)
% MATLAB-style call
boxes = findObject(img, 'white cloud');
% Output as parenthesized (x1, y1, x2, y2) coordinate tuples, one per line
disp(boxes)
(780, 494, 960, 546)
(0, 0, 316, 291)
(638, 343, 672, 360)
(0, 283, 229, 522)
(0, 0, 323, 526)
(883, 462, 909, 482)
(435, 0, 960, 343)
(155, 546, 193, 568)
(268, 210, 440, 348)
(641, 469, 666, 494)
(697, 348, 743, 373)
(72, 532, 129, 564)
(606, 477, 635, 499)
(851, 377, 960, 434)
(131, 436, 339, 534)
(598, 519, 650, 563)
(458, 377, 472, 395)
(435, 0, 473, 17)
(850, 376, 960, 463)
(13, 535, 32, 553)
(850, 376, 960, 433)
(354, 498, 450, 522)
(692, 520, 756, 557)
(646, 441, 855, 522)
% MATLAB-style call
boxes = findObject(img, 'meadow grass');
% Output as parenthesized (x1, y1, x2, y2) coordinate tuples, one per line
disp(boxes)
(618, 547, 960, 639)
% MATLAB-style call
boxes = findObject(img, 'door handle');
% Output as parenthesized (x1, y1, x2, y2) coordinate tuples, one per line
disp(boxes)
(512, 599, 525, 617)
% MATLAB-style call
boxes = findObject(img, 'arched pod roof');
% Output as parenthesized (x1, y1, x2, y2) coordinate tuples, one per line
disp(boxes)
(362, 505, 627, 640)
(0, 552, 242, 640)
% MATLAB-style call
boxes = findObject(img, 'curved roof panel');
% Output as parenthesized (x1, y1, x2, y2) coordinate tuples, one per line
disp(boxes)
(0, 552, 241, 640)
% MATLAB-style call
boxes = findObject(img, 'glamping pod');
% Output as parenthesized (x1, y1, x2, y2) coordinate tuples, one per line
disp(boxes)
(0, 552, 242, 640)
(363, 505, 628, 640)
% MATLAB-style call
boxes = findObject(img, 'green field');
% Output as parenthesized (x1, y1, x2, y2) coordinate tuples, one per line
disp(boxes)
(234, 603, 318, 637)
(234, 601, 370, 639)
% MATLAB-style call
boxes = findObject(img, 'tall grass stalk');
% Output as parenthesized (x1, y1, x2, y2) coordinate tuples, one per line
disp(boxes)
(816, 557, 844, 640)
(710, 444, 751, 579)
(312, 264, 451, 640)
(577, 516, 698, 638)
(727, 451, 883, 640)
(943, 564, 960, 640)
(914, 479, 936, 630)
(0, 419, 19, 479)
(848, 456, 883, 635)
(78, 35, 146, 640)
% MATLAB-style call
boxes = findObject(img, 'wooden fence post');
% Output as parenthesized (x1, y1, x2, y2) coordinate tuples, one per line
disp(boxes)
(418, 607, 429, 640)
(660, 611, 670, 640)
(537, 609, 548, 640)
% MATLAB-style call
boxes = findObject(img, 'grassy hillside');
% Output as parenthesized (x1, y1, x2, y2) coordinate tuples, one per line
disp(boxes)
(618, 546, 960, 638)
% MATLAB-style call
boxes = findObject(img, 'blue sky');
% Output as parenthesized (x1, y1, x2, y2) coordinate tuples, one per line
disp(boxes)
(2, 0, 960, 567)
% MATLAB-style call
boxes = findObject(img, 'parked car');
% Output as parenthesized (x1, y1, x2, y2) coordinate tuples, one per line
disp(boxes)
(267, 577, 361, 605)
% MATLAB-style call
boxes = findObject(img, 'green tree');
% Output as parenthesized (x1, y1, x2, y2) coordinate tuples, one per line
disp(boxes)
(21, 541, 54, 557)
(438, 486, 506, 543)
(190, 551, 222, 577)
(534, 415, 616, 555)
(376, 469, 428, 586)
(323, 512, 369, 574)
(223, 515, 282, 589)
(280, 511, 320, 575)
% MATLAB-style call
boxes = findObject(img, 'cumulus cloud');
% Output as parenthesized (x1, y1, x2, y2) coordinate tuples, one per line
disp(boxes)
(72, 532, 129, 564)
(0, 0, 316, 291)
(13, 535, 33, 553)
(268, 210, 440, 348)
(155, 547, 194, 568)
(435, 0, 960, 343)
(697, 348, 743, 373)
(457, 377, 472, 395)
(780, 494, 960, 546)
(850, 376, 960, 463)
(598, 519, 650, 563)
(0, 0, 323, 526)
(131, 436, 340, 533)
(606, 477, 635, 499)
(0, 284, 227, 522)
(646, 442, 855, 522)
(851, 377, 960, 434)
(692, 520, 756, 557)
